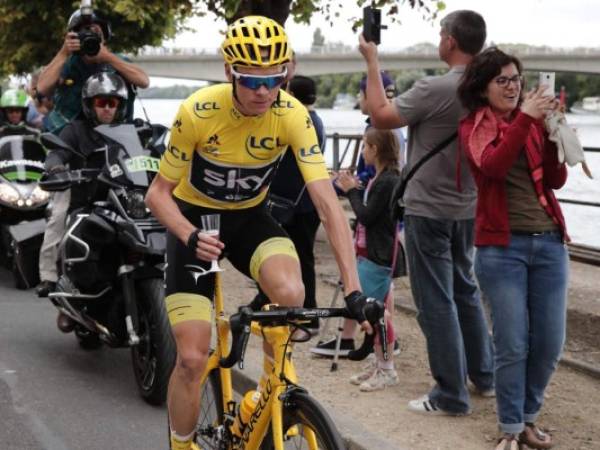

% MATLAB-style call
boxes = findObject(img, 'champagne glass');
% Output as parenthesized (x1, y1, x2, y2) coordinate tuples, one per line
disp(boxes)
(200, 214, 223, 273)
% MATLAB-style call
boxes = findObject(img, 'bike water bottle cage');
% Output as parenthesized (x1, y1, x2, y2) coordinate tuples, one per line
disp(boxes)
(231, 66, 287, 90)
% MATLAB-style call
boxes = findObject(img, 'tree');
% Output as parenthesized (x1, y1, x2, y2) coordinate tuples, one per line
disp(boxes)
(0, 0, 198, 77)
(311, 27, 326, 53)
(0, 0, 444, 77)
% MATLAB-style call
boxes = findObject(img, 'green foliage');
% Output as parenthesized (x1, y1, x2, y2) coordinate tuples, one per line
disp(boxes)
(0, 0, 198, 77)
(0, 0, 444, 78)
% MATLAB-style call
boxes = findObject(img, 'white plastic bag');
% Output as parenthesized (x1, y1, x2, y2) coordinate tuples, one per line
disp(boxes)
(544, 110, 592, 178)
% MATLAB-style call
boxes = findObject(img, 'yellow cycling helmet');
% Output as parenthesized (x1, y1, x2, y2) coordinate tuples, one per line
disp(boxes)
(221, 16, 291, 67)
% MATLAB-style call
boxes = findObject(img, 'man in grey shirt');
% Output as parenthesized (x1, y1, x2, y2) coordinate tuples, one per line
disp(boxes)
(358, 10, 493, 416)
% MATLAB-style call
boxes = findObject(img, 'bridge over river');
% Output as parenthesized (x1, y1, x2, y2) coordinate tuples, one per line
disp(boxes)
(131, 47, 600, 81)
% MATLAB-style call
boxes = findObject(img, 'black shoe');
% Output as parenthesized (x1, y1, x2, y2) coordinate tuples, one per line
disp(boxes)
(310, 337, 355, 358)
(36, 280, 56, 298)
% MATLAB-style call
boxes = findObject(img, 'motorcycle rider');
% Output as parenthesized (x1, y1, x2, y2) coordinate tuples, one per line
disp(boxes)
(36, 72, 127, 320)
(0, 89, 40, 137)
(37, 8, 148, 135)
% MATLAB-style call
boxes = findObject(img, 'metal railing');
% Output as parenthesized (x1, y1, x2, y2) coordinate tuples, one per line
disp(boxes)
(327, 133, 600, 265)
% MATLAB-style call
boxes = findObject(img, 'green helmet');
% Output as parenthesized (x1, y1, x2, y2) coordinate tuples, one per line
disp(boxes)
(0, 89, 28, 109)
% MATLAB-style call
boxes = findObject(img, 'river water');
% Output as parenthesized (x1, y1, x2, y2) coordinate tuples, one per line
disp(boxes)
(135, 99, 600, 248)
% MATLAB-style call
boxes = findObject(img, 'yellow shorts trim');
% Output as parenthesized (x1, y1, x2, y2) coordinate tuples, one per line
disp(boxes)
(249, 237, 298, 281)
(165, 293, 212, 326)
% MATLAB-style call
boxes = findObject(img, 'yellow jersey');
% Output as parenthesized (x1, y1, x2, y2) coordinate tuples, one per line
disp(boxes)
(158, 83, 329, 209)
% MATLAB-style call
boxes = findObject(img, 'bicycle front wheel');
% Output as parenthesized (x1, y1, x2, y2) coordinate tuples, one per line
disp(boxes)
(195, 369, 225, 450)
(261, 390, 345, 450)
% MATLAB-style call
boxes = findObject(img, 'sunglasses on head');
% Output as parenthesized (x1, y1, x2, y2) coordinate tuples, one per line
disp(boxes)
(231, 67, 287, 90)
(93, 97, 120, 109)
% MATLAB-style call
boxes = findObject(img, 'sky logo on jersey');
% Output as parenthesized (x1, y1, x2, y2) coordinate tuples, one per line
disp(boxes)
(189, 153, 277, 202)
(193, 101, 221, 119)
(245, 135, 284, 160)
(297, 144, 323, 164)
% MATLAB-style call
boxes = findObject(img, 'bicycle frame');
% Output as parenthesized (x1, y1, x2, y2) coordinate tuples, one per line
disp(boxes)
(200, 273, 317, 450)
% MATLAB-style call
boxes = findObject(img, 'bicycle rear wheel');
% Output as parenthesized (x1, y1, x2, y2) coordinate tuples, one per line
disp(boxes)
(195, 369, 225, 449)
(261, 389, 345, 450)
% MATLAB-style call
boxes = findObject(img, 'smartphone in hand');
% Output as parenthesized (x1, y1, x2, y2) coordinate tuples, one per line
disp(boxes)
(363, 6, 383, 45)
(538, 72, 556, 97)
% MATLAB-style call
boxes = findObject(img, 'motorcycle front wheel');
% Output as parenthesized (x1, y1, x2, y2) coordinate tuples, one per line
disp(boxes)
(131, 277, 176, 406)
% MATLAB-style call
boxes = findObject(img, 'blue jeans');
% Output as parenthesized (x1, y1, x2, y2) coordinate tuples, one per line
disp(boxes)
(405, 216, 494, 414)
(474, 232, 568, 434)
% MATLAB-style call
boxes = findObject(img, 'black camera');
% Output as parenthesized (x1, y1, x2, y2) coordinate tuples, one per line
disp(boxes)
(363, 6, 386, 45)
(78, 28, 101, 56)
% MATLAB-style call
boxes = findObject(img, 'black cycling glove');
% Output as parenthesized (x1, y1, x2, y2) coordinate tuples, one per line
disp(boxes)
(186, 228, 202, 254)
(344, 290, 368, 323)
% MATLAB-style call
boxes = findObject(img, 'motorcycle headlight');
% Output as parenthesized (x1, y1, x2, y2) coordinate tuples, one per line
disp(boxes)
(0, 183, 21, 205)
(124, 189, 149, 219)
(29, 185, 50, 205)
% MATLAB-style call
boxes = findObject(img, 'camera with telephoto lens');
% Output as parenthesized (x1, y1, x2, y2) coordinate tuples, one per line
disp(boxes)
(77, 28, 101, 56)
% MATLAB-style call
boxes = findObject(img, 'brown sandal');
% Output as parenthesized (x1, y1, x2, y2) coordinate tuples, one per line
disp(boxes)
(519, 423, 553, 449)
(495, 433, 523, 450)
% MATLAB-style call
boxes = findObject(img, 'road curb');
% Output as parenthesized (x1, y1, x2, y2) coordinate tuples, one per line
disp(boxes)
(230, 352, 405, 450)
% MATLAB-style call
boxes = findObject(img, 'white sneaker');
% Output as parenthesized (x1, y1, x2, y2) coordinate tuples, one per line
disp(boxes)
(349, 358, 377, 385)
(407, 395, 469, 416)
(359, 368, 399, 392)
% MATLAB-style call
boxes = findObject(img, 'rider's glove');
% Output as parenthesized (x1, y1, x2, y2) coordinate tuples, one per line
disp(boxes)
(186, 228, 202, 254)
(344, 290, 368, 323)
(47, 164, 67, 174)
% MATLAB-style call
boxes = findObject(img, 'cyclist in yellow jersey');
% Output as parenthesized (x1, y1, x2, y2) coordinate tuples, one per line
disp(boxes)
(145, 16, 371, 450)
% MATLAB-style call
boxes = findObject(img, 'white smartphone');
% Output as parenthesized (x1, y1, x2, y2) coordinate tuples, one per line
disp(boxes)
(539, 72, 556, 97)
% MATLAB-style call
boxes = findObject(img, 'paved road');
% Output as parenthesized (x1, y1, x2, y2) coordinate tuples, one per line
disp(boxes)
(0, 269, 168, 450)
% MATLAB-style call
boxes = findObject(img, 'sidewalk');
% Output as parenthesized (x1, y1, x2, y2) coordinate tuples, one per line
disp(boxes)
(219, 226, 600, 450)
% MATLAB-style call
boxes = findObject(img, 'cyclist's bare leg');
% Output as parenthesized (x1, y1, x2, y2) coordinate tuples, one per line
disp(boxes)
(257, 254, 304, 357)
(168, 320, 212, 437)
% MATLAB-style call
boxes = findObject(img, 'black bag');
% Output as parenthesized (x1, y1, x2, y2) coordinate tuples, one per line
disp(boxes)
(266, 193, 297, 226)
(390, 132, 458, 221)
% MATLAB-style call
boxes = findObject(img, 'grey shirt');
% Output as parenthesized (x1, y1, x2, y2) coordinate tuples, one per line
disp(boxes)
(394, 66, 476, 220)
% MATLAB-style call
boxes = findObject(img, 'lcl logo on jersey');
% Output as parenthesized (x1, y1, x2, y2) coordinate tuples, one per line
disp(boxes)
(245, 135, 283, 160)
(297, 144, 322, 164)
(271, 99, 294, 116)
(165, 144, 191, 168)
(193, 101, 220, 119)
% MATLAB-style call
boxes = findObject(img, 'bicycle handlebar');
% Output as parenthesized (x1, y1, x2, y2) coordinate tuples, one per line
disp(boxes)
(218, 301, 387, 369)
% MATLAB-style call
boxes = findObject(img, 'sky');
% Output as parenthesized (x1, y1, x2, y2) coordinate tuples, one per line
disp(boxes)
(150, 0, 600, 86)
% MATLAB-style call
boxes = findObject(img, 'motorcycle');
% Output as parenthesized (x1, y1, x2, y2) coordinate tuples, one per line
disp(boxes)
(39, 122, 175, 405)
(0, 134, 49, 289)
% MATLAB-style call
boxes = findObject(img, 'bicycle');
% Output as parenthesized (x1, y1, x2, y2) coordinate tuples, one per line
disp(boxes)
(193, 272, 387, 450)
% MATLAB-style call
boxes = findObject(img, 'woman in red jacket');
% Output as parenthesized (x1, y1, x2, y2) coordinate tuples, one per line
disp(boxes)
(458, 47, 568, 450)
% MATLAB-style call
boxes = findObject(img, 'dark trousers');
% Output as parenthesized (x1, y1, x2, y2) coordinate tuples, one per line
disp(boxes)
(251, 210, 321, 327)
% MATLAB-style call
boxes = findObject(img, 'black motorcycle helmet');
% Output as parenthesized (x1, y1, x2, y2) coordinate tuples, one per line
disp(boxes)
(82, 72, 128, 124)
(67, 9, 112, 42)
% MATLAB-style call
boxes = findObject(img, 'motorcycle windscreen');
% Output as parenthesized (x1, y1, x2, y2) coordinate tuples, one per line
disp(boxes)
(95, 124, 159, 188)
(0, 136, 46, 182)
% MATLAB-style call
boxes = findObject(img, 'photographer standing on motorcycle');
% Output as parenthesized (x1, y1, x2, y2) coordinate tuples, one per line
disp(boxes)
(37, 7, 149, 135)
(36, 73, 127, 315)
(0, 89, 40, 137)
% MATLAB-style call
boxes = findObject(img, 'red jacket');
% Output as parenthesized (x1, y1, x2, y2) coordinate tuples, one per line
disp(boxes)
(459, 110, 569, 246)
